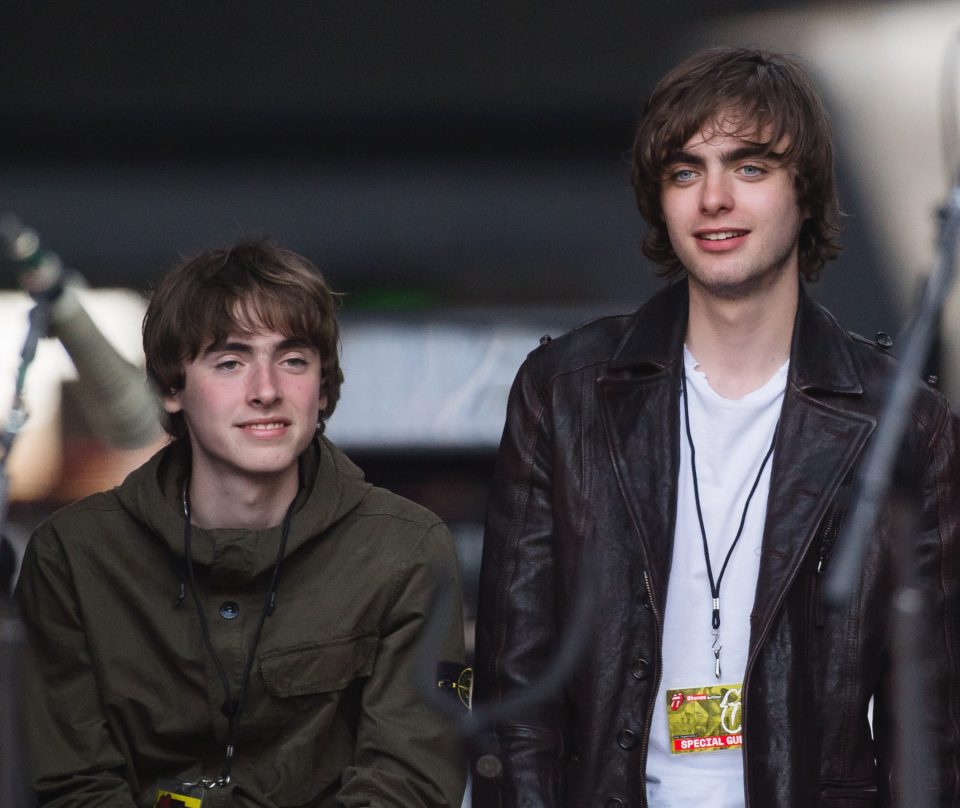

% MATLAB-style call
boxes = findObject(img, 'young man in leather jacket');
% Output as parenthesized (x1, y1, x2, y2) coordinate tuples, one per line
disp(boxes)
(475, 47, 960, 807)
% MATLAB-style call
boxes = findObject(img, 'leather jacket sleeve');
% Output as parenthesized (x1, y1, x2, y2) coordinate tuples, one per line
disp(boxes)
(873, 399, 960, 803)
(474, 355, 565, 807)
(934, 406, 960, 800)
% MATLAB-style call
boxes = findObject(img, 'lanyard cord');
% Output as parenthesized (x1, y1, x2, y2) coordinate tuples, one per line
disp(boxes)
(680, 372, 778, 634)
(180, 480, 295, 786)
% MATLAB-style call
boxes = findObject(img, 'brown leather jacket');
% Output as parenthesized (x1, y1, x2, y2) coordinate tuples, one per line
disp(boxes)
(474, 281, 960, 808)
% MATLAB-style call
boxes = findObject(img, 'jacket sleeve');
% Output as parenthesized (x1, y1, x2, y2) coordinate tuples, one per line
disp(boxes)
(473, 356, 565, 808)
(337, 521, 467, 808)
(932, 405, 960, 802)
(919, 402, 960, 801)
(15, 525, 138, 807)
(873, 401, 960, 803)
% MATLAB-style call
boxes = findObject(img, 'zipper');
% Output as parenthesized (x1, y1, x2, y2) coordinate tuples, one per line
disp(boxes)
(638, 568, 662, 808)
(814, 502, 841, 627)
(813, 477, 853, 627)
(817, 500, 843, 574)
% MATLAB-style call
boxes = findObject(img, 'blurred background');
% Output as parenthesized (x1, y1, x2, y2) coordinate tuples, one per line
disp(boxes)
(3, 0, 960, 616)
(1, 3, 959, 795)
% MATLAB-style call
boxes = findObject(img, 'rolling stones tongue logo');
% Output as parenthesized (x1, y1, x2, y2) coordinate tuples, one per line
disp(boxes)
(670, 691, 685, 711)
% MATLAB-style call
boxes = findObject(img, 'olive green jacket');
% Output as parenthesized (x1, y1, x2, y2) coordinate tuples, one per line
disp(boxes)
(17, 437, 466, 807)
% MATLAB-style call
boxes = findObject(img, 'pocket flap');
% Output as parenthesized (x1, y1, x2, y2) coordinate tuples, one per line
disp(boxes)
(260, 632, 378, 697)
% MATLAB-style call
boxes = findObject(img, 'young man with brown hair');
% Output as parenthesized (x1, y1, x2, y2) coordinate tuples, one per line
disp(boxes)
(475, 48, 960, 806)
(17, 239, 467, 807)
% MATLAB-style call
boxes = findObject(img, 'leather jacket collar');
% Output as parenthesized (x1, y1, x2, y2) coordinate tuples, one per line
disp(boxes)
(606, 278, 864, 398)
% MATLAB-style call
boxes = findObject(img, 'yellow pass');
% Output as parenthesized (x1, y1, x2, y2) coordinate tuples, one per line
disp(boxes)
(154, 782, 204, 808)
(666, 683, 743, 754)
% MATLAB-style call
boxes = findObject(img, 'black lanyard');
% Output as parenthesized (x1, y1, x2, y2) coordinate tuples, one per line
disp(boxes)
(179, 480, 295, 788)
(680, 371, 777, 679)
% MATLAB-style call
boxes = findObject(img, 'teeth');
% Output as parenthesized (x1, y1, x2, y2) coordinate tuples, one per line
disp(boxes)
(700, 231, 744, 241)
(246, 422, 285, 430)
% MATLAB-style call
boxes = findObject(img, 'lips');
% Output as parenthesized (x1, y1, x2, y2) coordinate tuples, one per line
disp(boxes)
(694, 228, 749, 252)
(695, 229, 748, 241)
(237, 418, 291, 433)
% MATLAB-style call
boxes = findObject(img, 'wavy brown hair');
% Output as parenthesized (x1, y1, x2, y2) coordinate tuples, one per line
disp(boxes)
(631, 47, 842, 281)
(143, 238, 343, 438)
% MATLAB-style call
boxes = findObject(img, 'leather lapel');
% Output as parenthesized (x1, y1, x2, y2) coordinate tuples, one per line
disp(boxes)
(598, 368, 682, 610)
(749, 388, 875, 653)
(749, 289, 876, 652)
(597, 282, 687, 610)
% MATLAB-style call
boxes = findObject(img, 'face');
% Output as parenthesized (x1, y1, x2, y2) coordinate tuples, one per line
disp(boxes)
(163, 328, 325, 489)
(660, 120, 806, 300)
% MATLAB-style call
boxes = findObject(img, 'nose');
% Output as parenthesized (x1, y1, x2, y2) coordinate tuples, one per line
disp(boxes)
(699, 171, 734, 215)
(248, 362, 282, 407)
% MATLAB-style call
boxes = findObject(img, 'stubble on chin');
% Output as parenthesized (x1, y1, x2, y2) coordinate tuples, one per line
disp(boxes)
(687, 269, 770, 301)
(683, 248, 798, 302)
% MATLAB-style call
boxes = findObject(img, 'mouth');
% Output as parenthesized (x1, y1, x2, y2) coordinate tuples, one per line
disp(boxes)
(237, 419, 291, 432)
(696, 229, 749, 241)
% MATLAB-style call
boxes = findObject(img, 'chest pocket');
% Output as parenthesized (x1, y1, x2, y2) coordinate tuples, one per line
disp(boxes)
(259, 631, 378, 696)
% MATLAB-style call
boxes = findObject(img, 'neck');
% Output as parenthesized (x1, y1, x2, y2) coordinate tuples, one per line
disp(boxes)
(187, 465, 298, 530)
(685, 273, 798, 400)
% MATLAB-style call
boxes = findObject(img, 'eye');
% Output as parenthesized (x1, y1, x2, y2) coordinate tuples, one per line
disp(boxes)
(282, 356, 309, 369)
(670, 168, 698, 183)
(215, 359, 241, 371)
(739, 164, 766, 178)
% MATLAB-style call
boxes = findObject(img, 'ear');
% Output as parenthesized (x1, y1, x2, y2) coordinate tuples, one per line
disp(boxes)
(162, 390, 184, 415)
(318, 393, 328, 414)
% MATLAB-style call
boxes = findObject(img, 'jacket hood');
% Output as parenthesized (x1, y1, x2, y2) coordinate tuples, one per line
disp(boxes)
(114, 435, 372, 586)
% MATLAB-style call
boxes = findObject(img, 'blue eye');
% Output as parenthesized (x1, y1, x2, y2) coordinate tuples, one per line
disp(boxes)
(740, 164, 764, 177)
(672, 168, 697, 183)
(216, 360, 240, 371)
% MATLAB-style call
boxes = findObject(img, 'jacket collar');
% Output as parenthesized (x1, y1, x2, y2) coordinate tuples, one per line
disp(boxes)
(608, 280, 687, 374)
(608, 278, 864, 397)
(788, 286, 863, 396)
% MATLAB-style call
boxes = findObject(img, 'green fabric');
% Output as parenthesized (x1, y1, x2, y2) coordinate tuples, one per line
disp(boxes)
(17, 436, 467, 807)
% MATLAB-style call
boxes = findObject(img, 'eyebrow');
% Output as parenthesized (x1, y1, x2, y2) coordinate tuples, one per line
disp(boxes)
(665, 144, 782, 168)
(202, 336, 313, 356)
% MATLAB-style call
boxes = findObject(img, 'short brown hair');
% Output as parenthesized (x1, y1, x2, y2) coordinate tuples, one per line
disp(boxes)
(631, 47, 842, 281)
(143, 238, 343, 438)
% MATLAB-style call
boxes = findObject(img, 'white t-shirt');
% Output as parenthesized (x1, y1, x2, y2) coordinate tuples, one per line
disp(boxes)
(645, 348, 787, 808)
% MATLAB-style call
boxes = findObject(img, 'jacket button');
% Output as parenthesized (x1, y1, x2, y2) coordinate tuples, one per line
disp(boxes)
(875, 331, 894, 349)
(631, 659, 650, 680)
(219, 601, 240, 620)
(617, 729, 638, 750)
(605, 798, 627, 807)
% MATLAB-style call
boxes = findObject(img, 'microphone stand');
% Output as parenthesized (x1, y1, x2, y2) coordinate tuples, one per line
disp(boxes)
(0, 299, 52, 553)
(0, 298, 51, 808)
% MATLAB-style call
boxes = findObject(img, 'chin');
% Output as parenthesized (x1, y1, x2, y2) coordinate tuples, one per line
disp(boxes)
(698, 276, 765, 300)
(685, 269, 749, 297)
(236, 450, 301, 476)
(687, 262, 790, 301)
